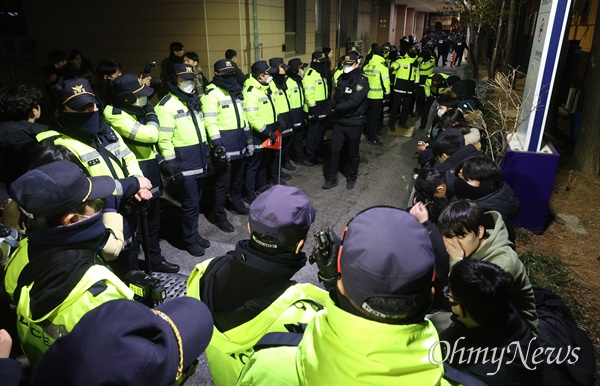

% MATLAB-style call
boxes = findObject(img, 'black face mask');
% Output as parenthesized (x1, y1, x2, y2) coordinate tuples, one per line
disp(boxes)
(58, 110, 101, 136)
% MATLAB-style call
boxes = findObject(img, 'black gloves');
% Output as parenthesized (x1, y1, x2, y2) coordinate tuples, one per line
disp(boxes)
(214, 145, 229, 164)
(246, 138, 255, 157)
(159, 160, 183, 183)
(383, 95, 391, 107)
(268, 131, 277, 142)
(309, 226, 342, 291)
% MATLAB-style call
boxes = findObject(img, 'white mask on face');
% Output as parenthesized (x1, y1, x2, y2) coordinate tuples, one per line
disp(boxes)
(178, 80, 195, 93)
(265, 76, 273, 84)
(343, 65, 354, 74)
(299, 69, 304, 77)
(134, 96, 148, 107)
(437, 108, 446, 117)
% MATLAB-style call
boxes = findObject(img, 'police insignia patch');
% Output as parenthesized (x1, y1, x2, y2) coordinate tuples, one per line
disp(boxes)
(356, 84, 363, 91)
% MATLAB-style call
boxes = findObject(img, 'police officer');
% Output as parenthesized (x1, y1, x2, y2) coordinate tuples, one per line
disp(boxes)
(201, 59, 252, 233)
(37, 78, 153, 276)
(416, 42, 436, 118)
(363, 46, 390, 145)
(103, 73, 179, 273)
(286, 58, 309, 165)
(155, 63, 211, 257)
(237, 207, 445, 385)
(243, 61, 279, 203)
(388, 45, 419, 133)
(186, 185, 327, 386)
(322, 52, 369, 190)
(5, 161, 134, 366)
(301, 51, 329, 165)
(268, 57, 293, 182)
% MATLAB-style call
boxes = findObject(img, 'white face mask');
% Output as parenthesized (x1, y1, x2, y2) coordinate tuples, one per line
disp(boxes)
(134, 96, 148, 107)
(437, 108, 446, 117)
(265, 76, 273, 84)
(178, 80, 195, 93)
(343, 65, 354, 74)
(298, 69, 304, 77)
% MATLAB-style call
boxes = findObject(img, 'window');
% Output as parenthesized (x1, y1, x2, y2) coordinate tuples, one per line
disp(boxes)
(315, 0, 331, 50)
(285, 0, 306, 55)
(285, 0, 297, 53)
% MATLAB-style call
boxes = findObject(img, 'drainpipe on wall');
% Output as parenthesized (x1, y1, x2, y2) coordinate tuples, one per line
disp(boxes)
(203, 0, 212, 74)
(336, 0, 342, 59)
(239, 0, 245, 70)
(253, 0, 260, 61)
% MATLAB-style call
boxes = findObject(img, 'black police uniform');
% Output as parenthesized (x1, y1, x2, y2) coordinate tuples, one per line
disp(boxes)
(325, 67, 369, 187)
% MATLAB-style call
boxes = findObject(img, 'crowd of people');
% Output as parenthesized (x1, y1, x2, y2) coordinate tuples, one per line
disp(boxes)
(0, 33, 589, 385)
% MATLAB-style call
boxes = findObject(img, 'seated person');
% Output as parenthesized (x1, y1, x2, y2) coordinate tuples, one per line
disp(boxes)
(31, 297, 213, 385)
(438, 108, 481, 150)
(437, 200, 538, 334)
(431, 128, 480, 198)
(4, 160, 134, 365)
(186, 185, 328, 386)
(237, 207, 446, 385)
(454, 155, 520, 244)
(440, 259, 543, 385)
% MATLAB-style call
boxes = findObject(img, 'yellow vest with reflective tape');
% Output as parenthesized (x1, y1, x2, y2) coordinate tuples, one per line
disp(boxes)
(187, 258, 328, 386)
(16, 264, 133, 365)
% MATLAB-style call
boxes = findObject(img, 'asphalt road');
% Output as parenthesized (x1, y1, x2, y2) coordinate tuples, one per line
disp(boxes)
(159, 117, 426, 385)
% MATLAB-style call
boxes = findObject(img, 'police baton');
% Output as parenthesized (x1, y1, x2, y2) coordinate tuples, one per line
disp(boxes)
(138, 200, 152, 274)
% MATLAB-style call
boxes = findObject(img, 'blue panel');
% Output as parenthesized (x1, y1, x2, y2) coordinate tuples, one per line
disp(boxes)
(502, 144, 560, 233)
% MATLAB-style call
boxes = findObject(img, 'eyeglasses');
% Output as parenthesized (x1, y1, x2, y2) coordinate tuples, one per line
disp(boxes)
(443, 286, 460, 306)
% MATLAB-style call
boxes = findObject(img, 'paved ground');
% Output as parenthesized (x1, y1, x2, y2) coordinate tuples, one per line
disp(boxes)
(0, 62, 467, 385)
(164, 115, 427, 385)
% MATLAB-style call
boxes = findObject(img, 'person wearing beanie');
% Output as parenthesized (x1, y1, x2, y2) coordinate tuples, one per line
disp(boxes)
(4, 160, 134, 366)
(186, 185, 327, 386)
(242, 60, 280, 203)
(201, 59, 252, 233)
(155, 63, 212, 257)
(103, 73, 179, 273)
(237, 207, 447, 385)
(440, 259, 542, 385)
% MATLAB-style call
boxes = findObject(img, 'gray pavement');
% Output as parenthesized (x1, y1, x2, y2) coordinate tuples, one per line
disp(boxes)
(165, 116, 428, 385)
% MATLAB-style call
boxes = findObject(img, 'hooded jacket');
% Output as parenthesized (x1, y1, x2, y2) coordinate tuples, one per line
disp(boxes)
(472, 182, 520, 243)
(237, 296, 447, 385)
(451, 211, 538, 334)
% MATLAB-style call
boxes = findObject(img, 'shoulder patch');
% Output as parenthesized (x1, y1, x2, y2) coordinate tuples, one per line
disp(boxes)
(356, 84, 364, 91)
(205, 87, 214, 95)
(247, 86, 254, 93)
(158, 94, 172, 106)
(113, 107, 122, 115)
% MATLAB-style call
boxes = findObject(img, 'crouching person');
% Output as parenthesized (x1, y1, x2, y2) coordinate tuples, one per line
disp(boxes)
(237, 207, 447, 385)
(186, 185, 328, 386)
(3, 160, 134, 365)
